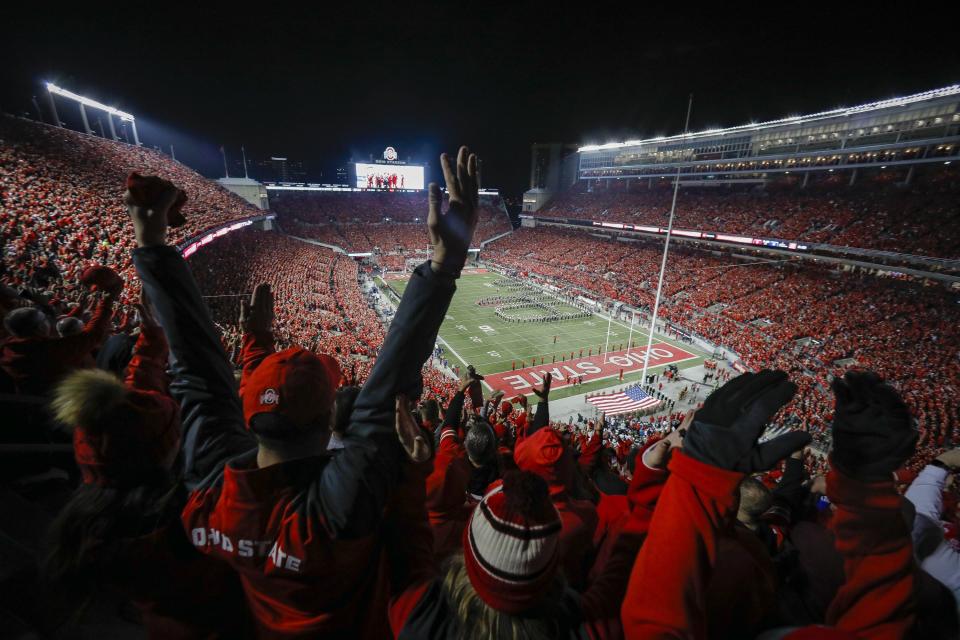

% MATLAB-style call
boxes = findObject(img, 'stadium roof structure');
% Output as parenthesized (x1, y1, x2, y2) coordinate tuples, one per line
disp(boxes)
(574, 84, 960, 182)
(578, 85, 960, 152)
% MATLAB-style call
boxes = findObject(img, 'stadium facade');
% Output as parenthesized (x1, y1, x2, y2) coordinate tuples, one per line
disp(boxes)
(520, 86, 960, 278)
(577, 85, 959, 185)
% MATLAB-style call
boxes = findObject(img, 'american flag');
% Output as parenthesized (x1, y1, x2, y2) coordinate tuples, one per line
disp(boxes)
(587, 385, 660, 416)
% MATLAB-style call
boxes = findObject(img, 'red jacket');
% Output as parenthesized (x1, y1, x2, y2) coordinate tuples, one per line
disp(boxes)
(593, 493, 629, 549)
(239, 329, 274, 401)
(181, 452, 392, 639)
(425, 427, 473, 559)
(622, 451, 918, 639)
(578, 431, 602, 474)
(0, 296, 113, 394)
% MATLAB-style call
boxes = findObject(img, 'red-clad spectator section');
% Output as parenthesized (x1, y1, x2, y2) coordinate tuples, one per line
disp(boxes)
(0, 116, 262, 301)
(536, 167, 960, 260)
(485, 226, 960, 470)
(271, 189, 512, 252)
(187, 227, 459, 399)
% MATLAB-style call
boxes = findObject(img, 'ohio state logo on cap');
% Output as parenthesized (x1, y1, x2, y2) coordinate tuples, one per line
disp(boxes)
(259, 388, 279, 406)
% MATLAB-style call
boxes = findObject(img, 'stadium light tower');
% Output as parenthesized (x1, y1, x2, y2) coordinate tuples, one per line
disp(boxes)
(45, 82, 139, 145)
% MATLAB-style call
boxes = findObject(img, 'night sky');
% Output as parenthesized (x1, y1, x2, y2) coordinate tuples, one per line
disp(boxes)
(3, 4, 958, 197)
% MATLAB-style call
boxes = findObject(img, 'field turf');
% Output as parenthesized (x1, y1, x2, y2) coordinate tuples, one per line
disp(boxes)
(386, 271, 708, 401)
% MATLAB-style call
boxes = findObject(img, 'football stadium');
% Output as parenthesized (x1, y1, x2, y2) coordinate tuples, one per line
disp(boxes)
(1, 7, 959, 639)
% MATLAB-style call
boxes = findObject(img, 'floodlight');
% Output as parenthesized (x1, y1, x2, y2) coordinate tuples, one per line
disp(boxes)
(45, 82, 135, 121)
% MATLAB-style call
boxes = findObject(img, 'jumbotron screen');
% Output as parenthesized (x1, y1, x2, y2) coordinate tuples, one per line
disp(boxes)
(355, 163, 424, 190)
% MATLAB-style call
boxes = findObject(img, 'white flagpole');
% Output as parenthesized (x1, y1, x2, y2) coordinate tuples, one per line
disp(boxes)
(640, 94, 694, 384)
(602, 308, 613, 364)
(626, 310, 636, 356)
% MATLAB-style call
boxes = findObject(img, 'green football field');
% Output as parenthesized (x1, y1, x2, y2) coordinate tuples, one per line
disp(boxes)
(384, 271, 708, 401)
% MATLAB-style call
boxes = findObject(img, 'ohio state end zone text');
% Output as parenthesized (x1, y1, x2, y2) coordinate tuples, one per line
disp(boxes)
(483, 342, 697, 395)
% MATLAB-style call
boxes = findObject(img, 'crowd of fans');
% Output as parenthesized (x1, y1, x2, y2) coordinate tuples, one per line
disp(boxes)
(2, 129, 960, 638)
(538, 167, 960, 260)
(0, 115, 263, 301)
(484, 226, 960, 474)
(272, 190, 512, 253)
(187, 227, 459, 399)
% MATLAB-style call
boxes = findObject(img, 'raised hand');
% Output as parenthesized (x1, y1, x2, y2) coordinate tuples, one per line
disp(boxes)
(428, 146, 479, 277)
(395, 395, 432, 463)
(532, 372, 552, 400)
(830, 370, 916, 482)
(676, 409, 694, 439)
(240, 283, 274, 335)
(124, 176, 182, 247)
(682, 370, 810, 473)
(643, 423, 685, 470)
(644, 438, 674, 470)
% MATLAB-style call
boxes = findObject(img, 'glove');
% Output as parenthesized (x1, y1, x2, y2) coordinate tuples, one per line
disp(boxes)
(830, 371, 916, 482)
(683, 370, 810, 473)
(468, 383, 484, 411)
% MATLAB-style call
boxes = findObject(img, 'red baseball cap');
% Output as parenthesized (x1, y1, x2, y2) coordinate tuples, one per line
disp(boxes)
(243, 347, 342, 434)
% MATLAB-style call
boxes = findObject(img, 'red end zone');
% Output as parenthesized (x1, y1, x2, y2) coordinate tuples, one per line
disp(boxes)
(483, 343, 699, 395)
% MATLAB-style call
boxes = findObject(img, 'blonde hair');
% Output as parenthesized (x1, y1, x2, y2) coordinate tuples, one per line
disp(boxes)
(441, 553, 566, 640)
(51, 369, 127, 429)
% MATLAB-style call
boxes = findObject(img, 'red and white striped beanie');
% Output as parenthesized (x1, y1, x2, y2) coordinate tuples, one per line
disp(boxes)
(463, 470, 562, 613)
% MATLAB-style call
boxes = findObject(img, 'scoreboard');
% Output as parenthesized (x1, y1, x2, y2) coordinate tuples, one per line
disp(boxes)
(355, 162, 424, 190)
(355, 146, 425, 190)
